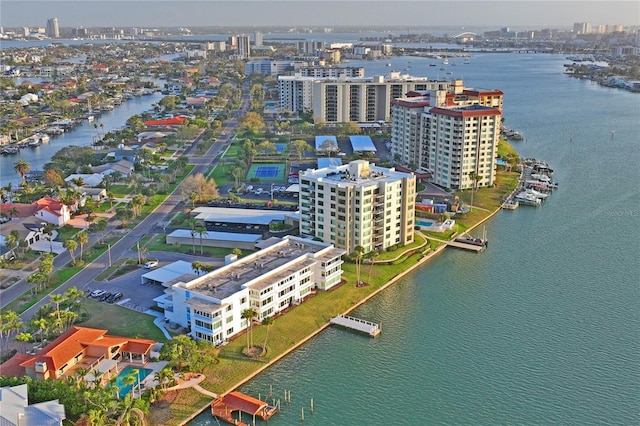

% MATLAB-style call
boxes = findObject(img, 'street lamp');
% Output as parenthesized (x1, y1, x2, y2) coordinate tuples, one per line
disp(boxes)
(107, 244, 111, 267)
(270, 183, 275, 201)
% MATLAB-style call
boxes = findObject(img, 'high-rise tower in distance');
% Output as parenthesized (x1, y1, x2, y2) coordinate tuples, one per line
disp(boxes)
(47, 18, 60, 38)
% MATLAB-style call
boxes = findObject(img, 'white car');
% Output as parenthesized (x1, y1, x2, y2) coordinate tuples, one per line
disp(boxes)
(144, 260, 159, 269)
(254, 188, 264, 195)
(90, 289, 106, 298)
(246, 185, 254, 192)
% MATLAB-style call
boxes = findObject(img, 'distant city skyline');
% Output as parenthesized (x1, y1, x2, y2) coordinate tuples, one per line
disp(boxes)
(1, 1, 638, 29)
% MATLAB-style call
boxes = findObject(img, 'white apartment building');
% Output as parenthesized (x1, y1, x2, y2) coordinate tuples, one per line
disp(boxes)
(156, 236, 345, 345)
(299, 160, 416, 254)
(391, 83, 504, 190)
(278, 75, 317, 113)
(310, 73, 441, 123)
(246, 59, 308, 77)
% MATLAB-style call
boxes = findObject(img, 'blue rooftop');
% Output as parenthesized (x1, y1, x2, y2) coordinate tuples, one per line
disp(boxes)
(349, 135, 377, 152)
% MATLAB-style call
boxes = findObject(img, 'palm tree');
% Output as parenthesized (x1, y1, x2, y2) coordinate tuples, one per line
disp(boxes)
(154, 366, 176, 391)
(187, 218, 197, 254)
(261, 316, 274, 354)
(241, 308, 258, 352)
(5, 231, 19, 260)
(42, 222, 55, 253)
(13, 159, 30, 183)
(468, 171, 481, 211)
(191, 261, 202, 277)
(77, 230, 89, 260)
(63, 239, 78, 264)
(353, 245, 365, 286)
(49, 293, 67, 323)
(26, 272, 48, 295)
(366, 250, 380, 285)
(195, 225, 207, 255)
(232, 247, 242, 258)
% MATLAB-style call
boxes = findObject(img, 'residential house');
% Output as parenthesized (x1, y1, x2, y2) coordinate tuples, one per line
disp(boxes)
(33, 197, 72, 226)
(91, 159, 134, 178)
(9, 326, 157, 385)
(0, 384, 66, 426)
(64, 173, 104, 188)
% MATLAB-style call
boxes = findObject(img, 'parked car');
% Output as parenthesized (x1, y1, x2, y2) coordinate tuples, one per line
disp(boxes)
(107, 292, 123, 303)
(246, 185, 254, 192)
(98, 292, 112, 301)
(89, 289, 105, 298)
(144, 260, 159, 269)
(254, 188, 264, 195)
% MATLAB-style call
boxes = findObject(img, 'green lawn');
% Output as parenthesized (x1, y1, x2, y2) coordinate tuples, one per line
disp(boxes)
(141, 234, 250, 258)
(77, 299, 169, 342)
(54, 225, 78, 242)
(109, 185, 131, 197)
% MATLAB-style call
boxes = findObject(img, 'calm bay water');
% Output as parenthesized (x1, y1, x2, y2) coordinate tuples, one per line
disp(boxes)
(191, 53, 640, 425)
(0, 90, 163, 187)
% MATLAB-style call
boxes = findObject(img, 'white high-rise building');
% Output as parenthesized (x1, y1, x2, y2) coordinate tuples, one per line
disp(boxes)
(46, 18, 59, 38)
(310, 73, 438, 123)
(391, 84, 503, 190)
(299, 160, 416, 254)
(254, 31, 263, 47)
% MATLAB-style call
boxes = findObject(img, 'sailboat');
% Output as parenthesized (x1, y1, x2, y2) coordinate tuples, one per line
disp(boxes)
(86, 99, 95, 122)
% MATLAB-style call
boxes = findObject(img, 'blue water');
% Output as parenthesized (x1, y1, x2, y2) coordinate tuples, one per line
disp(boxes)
(113, 366, 152, 399)
(0, 89, 162, 187)
(191, 53, 640, 425)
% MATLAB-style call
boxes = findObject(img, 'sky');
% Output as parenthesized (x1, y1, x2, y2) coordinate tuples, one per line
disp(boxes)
(1, 1, 638, 29)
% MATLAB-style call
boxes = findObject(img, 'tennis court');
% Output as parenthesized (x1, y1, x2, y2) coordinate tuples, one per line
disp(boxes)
(275, 143, 287, 153)
(254, 165, 280, 178)
(247, 163, 287, 181)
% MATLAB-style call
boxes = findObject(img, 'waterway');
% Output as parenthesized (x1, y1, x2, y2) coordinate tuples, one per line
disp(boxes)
(0, 89, 163, 187)
(191, 53, 640, 424)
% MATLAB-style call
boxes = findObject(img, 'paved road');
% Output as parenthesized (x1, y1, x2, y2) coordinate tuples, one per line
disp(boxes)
(0, 84, 250, 323)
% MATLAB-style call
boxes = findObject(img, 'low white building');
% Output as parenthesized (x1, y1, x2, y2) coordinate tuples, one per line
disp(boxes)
(155, 236, 345, 345)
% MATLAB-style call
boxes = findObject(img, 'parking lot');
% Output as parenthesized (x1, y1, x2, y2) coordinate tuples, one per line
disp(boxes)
(84, 266, 165, 313)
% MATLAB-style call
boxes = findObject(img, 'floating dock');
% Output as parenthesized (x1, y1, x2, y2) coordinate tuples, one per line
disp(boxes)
(330, 315, 381, 337)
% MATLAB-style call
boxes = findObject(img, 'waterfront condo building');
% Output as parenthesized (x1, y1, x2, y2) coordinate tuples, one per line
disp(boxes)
(156, 236, 345, 345)
(391, 83, 503, 190)
(310, 72, 443, 123)
(299, 160, 416, 254)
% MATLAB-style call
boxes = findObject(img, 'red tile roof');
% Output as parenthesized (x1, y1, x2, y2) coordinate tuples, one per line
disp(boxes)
(144, 116, 187, 126)
(0, 203, 38, 218)
(13, 326, 157, 379)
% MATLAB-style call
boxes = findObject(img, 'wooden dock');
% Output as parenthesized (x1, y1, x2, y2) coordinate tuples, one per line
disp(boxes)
(446, 240, 485, 252)
(330, 315, 381, 337)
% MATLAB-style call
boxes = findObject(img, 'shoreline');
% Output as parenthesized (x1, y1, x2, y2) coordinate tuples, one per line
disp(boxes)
(179, 204, 503, 425)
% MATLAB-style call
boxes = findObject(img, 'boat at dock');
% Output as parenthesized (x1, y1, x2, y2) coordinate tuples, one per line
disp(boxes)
(454, 227, 488, 248)
(501, 199, 519, 210)
(515, 191, 542, 206)
(0, 145, 19, 155)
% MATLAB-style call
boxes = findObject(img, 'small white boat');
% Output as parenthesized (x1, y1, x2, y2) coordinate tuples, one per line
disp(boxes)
(515, 191, 542, 206)
(86, 115, 95, 122)
(523, 188, 548, 199)
(530, 173, 551, 182)
(501, 199, 519, 210)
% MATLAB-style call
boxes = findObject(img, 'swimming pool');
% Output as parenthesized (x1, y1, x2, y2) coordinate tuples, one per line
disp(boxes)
(113, 366, 152, 399)
(416, 220, 434, 227)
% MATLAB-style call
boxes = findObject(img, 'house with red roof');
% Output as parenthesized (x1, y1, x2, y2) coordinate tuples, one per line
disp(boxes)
(3, 326, 157, 385)
(33, 197, 71, 226)
(144, 116, 187, 127)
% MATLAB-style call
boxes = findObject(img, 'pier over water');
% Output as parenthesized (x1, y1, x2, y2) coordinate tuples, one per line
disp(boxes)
(330, 315, 381, 337)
